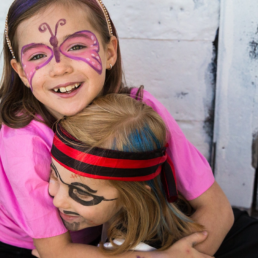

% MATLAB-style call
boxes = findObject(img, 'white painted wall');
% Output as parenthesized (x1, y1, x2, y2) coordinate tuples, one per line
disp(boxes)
(0, 1, 220, 161)
(214, 0, 258, 208)
(0, 1, 13, 74)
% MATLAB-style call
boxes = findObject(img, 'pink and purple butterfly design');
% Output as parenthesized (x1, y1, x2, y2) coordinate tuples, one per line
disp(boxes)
(21, 19, 102, 90)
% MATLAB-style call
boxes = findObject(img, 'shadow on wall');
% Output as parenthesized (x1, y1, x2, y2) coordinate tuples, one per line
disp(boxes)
(252, 131, 258, 213)
(207, 29, 219, 168)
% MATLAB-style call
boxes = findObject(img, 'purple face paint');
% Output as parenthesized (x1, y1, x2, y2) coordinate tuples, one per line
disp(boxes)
(60, 31, 102, 74)
(39, 19, 66, 63)
(20, 19, 103, 89)
(21, 43, 53, 90)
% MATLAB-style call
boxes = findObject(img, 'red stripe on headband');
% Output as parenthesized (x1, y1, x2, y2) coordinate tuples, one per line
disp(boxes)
(51, 155, 162, 181)
(53, 135, 167, 169)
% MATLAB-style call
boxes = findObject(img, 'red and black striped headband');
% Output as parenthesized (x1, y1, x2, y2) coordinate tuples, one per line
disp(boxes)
(51, 123, 178, 202)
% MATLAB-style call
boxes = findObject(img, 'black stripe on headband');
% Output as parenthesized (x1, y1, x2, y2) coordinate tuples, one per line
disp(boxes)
(51, 144, 161, 178)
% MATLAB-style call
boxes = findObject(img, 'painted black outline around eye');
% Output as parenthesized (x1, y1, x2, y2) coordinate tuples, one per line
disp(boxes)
(50, 163, 117, 206)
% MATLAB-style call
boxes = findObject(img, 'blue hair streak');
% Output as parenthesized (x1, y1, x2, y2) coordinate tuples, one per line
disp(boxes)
(116, 124, 194, 226)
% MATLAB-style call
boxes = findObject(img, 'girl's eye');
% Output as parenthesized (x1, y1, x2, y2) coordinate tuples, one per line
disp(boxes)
(73, 189, 93, 200)
(30, 54, 46, 61)
(49, 170, 58, 181)
(69, 45, 86, 51)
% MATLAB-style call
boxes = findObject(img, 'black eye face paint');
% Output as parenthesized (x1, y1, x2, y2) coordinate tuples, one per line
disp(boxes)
(51, 163, 117, 206)
(65, 221, 81, 231)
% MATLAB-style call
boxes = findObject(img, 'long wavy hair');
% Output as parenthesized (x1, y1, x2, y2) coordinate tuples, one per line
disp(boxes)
(0, 0, 125, 129)
(58, 93, 204, 255)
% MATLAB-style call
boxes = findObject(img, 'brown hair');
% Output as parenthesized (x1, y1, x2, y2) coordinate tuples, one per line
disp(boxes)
(59, 93, 204, 255)
(0, 0, 124, 129)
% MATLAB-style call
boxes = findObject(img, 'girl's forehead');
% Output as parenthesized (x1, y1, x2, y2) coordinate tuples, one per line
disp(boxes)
(16, 3, 98, 47)
(52, 159, 110, 189)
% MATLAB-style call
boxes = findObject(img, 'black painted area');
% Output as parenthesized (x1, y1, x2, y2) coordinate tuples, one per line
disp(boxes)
(175, 92, 189, 99)
(206, 29, 219, 167)
(249, 40, 258, 60)
(252, 131, 258, 214)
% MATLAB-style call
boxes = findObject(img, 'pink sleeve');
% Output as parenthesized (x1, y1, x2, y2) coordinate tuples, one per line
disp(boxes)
(1, 124, 67, 239)
(131, 89, 215, 200)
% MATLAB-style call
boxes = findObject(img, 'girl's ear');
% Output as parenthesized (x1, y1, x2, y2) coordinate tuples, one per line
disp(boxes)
(10, 59, 30, 88)
(106, 36, 118, 70)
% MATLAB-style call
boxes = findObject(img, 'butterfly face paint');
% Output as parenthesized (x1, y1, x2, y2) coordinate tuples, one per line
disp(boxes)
(60, 30, 102, 74)
(51, 163, 117, 206)
(21, 44, 54, 87)
(21, 18, 102, 90)
(39, 19, 66, 63)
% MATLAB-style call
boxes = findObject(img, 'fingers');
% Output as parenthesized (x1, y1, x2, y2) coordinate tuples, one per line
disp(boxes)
(31, 249, 40, 258)
(184, 231, 208, 247)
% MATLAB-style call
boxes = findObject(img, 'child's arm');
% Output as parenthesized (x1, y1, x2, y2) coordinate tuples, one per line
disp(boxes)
(33, 231, 214, 258)
(189, 181, 234, 256)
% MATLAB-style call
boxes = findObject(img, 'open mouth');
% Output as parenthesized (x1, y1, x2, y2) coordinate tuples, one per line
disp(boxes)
(52, 83, 82, 94)
(59, 211, 80, 222)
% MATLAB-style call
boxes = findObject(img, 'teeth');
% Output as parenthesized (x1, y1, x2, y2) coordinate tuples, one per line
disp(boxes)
(53, 83, 81, 93)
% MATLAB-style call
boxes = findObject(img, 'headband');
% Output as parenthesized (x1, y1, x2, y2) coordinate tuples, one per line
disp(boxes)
(51, 124, 178, 203)
(5, 0, 113, 59)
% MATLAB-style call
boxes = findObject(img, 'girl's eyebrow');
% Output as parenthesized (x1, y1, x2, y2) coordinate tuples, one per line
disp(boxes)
(50, 162, 98, 193)
(22, 43, 46, 54)
(63, 32, 91, 41)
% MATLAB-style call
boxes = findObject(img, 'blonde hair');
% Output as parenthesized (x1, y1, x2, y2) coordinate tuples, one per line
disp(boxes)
(59, 93, 204, 255)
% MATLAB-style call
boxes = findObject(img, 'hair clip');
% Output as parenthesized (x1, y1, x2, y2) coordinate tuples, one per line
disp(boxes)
(95, 0, 113, 36)
(5, 15, 15, 59)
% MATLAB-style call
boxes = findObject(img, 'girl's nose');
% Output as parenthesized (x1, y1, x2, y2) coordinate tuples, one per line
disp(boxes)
(49, 56, 74, 77)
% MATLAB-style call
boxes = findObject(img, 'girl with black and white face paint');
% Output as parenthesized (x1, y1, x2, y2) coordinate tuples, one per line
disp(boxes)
(49, 93, 204, 254)
(49, 93, 258, 258)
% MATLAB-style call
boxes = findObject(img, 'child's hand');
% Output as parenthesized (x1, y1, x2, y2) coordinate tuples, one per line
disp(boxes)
(154, 231, 214, 258)
(32, 249, 40, 258)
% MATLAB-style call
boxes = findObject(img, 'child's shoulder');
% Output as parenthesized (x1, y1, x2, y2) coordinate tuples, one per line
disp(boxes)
(1, 117, 54, 147)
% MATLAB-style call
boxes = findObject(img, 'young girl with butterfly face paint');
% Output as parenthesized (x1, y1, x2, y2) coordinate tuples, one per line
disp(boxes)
(0, 0, 232, 258)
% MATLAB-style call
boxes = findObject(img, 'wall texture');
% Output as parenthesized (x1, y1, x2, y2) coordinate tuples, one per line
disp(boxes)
(0, 1, 13, 73)
(214, 0, 258, 208)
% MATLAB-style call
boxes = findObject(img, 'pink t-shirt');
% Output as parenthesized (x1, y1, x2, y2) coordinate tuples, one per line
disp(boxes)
(131, 89, 215, 200)
(0, 119, 101, 250)
(0, 119, 67, 249)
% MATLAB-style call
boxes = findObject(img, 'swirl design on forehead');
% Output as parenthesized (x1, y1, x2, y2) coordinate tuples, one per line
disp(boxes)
(39, 19, 66, 62)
